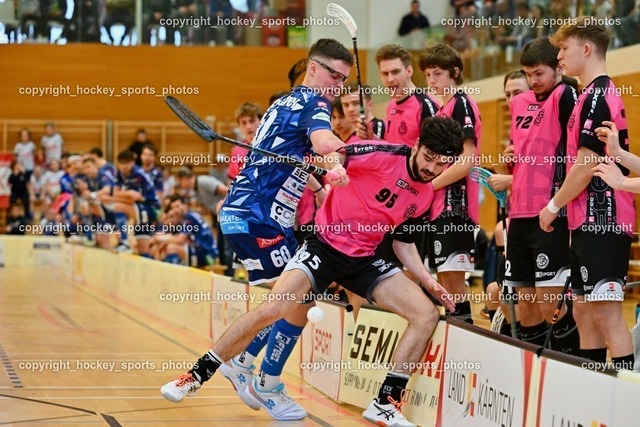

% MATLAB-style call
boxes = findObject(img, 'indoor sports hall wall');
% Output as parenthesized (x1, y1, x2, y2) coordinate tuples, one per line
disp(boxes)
(4, 236, 638, 427)
(0, 44, 367, 123)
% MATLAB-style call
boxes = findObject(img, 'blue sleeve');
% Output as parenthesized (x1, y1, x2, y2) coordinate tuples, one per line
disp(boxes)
(298, 96, 333, 135)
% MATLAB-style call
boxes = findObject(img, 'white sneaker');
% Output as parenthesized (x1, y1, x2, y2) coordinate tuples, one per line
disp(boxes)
(160, 373, 201, 403)
(238, 378, 307, 420)
(362, 398, 415, 427)
(219, 360, 255, 392)
(114, 242, 131, 253)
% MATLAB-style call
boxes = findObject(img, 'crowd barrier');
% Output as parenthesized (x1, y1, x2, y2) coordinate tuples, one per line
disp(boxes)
(3, 236, 640, 426)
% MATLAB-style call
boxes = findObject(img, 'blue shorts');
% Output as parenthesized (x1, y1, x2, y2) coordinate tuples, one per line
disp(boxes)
(220, 212, 298, 285)
(133, 203, 159, 236)
(188, 245, 217, 267)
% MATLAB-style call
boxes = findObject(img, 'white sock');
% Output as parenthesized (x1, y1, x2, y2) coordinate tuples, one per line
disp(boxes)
(232, 351, 255, 370)
(257, 370, 281, 391)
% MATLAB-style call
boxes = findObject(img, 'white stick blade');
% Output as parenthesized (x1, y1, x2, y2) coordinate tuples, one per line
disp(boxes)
(326, 3, 357, 37)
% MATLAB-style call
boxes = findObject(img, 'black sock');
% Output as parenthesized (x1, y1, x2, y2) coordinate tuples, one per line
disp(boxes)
(611, 354, 635, 371)
(550, 308, 580, 356)
(377, 372, 409, 404)
(447, 301, 472, 323)
(580, 348, 608, 370)
(488, 309, 497, 322)
(189, 350, 223, 383)
(518, 322, 548, 346)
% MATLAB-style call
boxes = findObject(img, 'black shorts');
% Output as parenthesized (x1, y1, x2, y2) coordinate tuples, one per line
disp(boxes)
(427, 216, 476, 272)
(505, 217, 570, 288)
(570, 230, 631, 302)
(284, 235, 401, 303)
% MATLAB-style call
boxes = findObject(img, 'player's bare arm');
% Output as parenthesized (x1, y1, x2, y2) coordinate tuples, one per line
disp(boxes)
(539, 146, 595, 232)
(430, 138, 475, 190)
(596, 121, 640, 174)
(392, 239, 455, 312)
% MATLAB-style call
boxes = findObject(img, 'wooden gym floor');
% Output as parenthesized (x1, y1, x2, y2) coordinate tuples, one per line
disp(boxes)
(1, 265, 638, 426)
(0, 267, 367, 426)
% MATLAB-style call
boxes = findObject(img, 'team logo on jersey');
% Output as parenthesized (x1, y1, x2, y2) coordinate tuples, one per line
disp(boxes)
(398, 121, 407, 135)
(580, 266, 588, 283)
(434, 240, 442, 256)
(242, 258, 264, 271)
(312, 112, 331, 122)
(396, 179, 419, 196)
(534, 110, 545, 126)
(317, 101, 328, 109)
(536, 253, 550, 269)
(275, 188, 299, 209)
(257, 235, 285, 249)
(527, 104, 540, 111)
(270, 203, 296, 228)
(584, 119, 593, 130)
(464, 116, 472, 126)
(404, 204, 417, 219)
(373, 259, 386, 267)
(568, 115, 576, 130)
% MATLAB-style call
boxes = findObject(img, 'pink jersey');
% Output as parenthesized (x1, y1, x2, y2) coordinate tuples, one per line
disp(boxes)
(228, 145, 250, 181)
(429, 91, 482, 223)
(316, 143, 435, 257)
(385, 92, 439, 147)
(509, 83, 577, 218)
(296, 186, 316, 226)
(566, 76, 635, 236)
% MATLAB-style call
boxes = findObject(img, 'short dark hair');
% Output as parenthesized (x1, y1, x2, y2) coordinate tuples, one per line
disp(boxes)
(521, 37, 559, 69)
(176, 167, 194, 179)
(116, 150, 136, 163)
(331, 99, 345, 117)
(308, 39, 353, 66)
(342, 82, 373, 102)
(88, 147, 104, 158)
(375, 44, 411, 67)
(418, 116, 464, 157)
(503, 69, 527, 88)
(141, 142, 158, 155)
(82, 157, 97, 165)
(418, 44, 464, 85)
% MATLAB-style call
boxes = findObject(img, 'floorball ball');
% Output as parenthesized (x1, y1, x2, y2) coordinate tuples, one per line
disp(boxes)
(307, 306, 324, 323)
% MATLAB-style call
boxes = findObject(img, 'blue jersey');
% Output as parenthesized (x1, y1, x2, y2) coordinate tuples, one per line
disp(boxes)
(88, 168, 117, 192)
(223, 86, 332, 230)
(99, 162, 117, 180)
(183, 211, 217, 256)
(60, 173, 74, 195)
(143, 166, 163, 193)
(117, 165, 160, 207)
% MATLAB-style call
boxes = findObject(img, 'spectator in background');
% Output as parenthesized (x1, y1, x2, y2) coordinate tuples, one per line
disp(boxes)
(14, 128, 36, 178)
(398, 0, 430, 36)
(9, 161, 31, 221)
(495, 1, 536, 49)
(174, 0, 199, 44)
(41, 122, 64, 163)
(6, 203, 28, 235)
(104, 0, 135, 45)
(155, 195, 218, 268)
(42, 158, 64, 203)
(617, 1, 640, 47)
(146, 0, 175, 45)
(30, 165, 46, 222)
(161, 166, 176, 197)
(445, 0, 477, 52)
(140, 143, 164, 201)
(209, 0, 234, 46)
(228, 102, 263, 183)
(18, 0, 41, 39)
(128, 129, 151, 166)
(40, 0, 68, 42)
(330, 99, 356, 142)
(175, 167, 229, 270)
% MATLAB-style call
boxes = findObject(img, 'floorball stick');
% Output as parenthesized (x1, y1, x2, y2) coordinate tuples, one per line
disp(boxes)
(165, 96, 339, 179)
(327, 3, 365, 123)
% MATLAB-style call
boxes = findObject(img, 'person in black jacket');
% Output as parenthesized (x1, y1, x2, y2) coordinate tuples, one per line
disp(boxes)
(398, 0, 430, 37)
